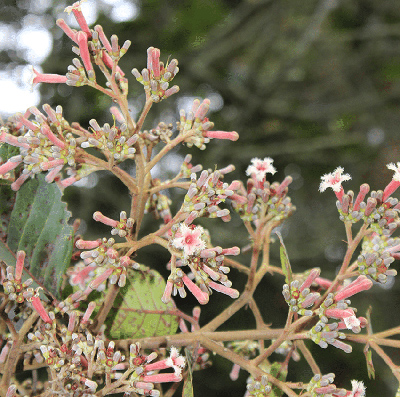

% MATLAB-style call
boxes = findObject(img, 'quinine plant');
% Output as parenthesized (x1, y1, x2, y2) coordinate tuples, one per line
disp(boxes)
(1, 2, 400, 396)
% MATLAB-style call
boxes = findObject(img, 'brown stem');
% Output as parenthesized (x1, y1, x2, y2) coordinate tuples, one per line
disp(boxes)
(144, 129, 197, 175)
(135, 96, 153, 134)
(91, 283, 120, 334)
(0, 312, 39, 396)
(296, 340, 320, 374)
(197, 336, 299, 397)
(252, 311, 294, 366)
(149, 181, 191, 195)
(223, 257, 250, 274)
(369, 340, 400, 383)
(96, 368, 133, 396)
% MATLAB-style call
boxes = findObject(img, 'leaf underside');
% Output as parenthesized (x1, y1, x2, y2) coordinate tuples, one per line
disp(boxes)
(6, 174, 74, 298)
(106, 268, 179, 339)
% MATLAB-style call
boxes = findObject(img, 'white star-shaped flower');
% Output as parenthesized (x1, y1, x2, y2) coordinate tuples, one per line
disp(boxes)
(350, 380, 366, 397)
(246, 157, 277, 181)
(387, 162, 400, 182)
(319, 166, 351, 193)
(171, 223, 206, 257)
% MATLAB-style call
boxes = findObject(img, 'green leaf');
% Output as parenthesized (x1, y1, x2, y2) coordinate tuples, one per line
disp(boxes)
(0, 182, 15, 241)
(269, 361, 288, 397)
(364, 344, 375, 379)
(276, 232, 292, 285)
(182, 348, 194, 397)
(6, 175, 74, 299)
(106, 268, 179, 339)
(0, 240, 17, 267)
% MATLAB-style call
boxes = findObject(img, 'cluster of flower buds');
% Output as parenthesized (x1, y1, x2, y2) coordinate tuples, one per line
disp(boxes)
(338, 188, 400, 234)
(80, 119, 137, 162)
(320, 165, 400, 235)
(52, 1, 130, 87)
(93, 210, 134, 238)
(127, 344, 185, 396)
(0, 104, 84, 190)
(231, 158, 295, 222)
(357, 232, 399, 283)
(308, 318, 350, 353)
(131, 47, 179, 103)
(163, 223, 240, 304)
(33, 317, 110, 395)
(282, 268, 321, 316)
(183, 167, 236, 222)
(1, 251, 33, 304)
(141, 122, 174, 145)
(228, 340, 260, 381)
(27, 299, 180, 397)
(180, 154, 203, 178)
(75, 237, 136, 290)
(177, 99, 238, 150)
(309, 276, 372, 352)
(307, 373, 366, 397)
(244, 374, 273, 396)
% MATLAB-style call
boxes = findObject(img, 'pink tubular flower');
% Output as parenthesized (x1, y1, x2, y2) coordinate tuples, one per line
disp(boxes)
(194, 99, 210, 120)
(142, 372, 182, 383)
(6, 385, 17, 397)
(330, 339, 352, 353)
(0, 160, 21, 175)
(161, 278, 174, 303)
(45, 165, 63, 183)
(324, 307, 355, 321)
(275, 176, 293, 196)
(40, 124, 65, 149)
(68, 263, 96, 290)
(76, 31, 93, 74)
(353, 183, 370, 211)
(11, 173, 31, 191)
(208, 281, 239, 298)
(142, 347, 185, 384)
(0, 129, 29, 149)
(15, 250, 25, 282)
(181, 274, 209, 304)
(60, 176, 78, 188)
(319, 166, 351, 203)
(109, 106, 125, 124)
(32, 67, 67, 87)
(147, 47, 161, 78)
(64, 1, 91, 37)
(93, 211, 118, 228)
(76, 238, 101, 250)
(86, 267, 113, 292)
(383, 162, 400, 201)
(40, 159, 65, 171)
(299, 268, 321, 293)
(204, 130, 239, 141)
(95, 25, 112, 52)
(56, 19, 77, 42)
(30, 293, 52, 324)
(171, 223, 206, 257)
(246, 157, 277, 181)
(82, 301, 96, 324)
(334, 275, 373, 302)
